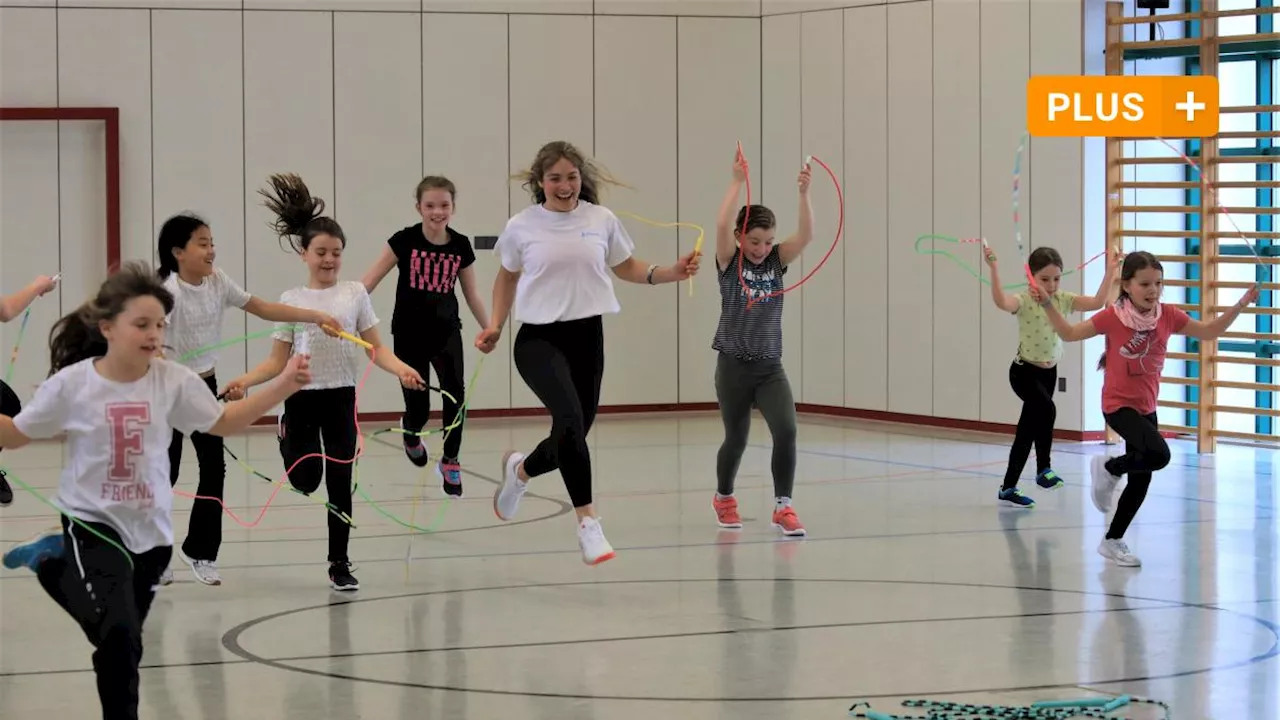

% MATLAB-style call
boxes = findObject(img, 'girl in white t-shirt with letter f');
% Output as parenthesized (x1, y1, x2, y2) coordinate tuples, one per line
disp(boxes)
(0, 262, 312, 720)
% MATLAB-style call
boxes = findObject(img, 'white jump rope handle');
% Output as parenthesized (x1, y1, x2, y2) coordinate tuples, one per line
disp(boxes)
(294, 327, 311, 356)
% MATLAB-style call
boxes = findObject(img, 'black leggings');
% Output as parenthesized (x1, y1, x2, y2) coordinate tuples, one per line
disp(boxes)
(168, 372, 226, 561)
(0, 377, 20, 455)
(513, 316, 605, 508)
(37, 516, 171, 720)
(1103, 408, 1171, 539)
(279, 387, 357, 562)
(394, 329, 466, 461)
(1002, 360, 1058, 489)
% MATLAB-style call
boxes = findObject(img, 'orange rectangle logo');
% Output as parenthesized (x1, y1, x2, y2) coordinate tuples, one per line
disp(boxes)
(1027, 75, 1219, 138)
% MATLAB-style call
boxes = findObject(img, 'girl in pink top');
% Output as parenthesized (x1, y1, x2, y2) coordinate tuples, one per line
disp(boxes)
(1037, 251, 1257, 567)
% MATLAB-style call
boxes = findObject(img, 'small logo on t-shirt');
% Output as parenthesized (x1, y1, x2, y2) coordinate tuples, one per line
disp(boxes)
(409, 250, 462, 294)
(581, 230, 601, 239)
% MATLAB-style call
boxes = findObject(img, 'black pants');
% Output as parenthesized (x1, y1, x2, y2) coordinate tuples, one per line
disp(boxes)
(37, 516, 171, 720)
(713, 353, 797, 498)
(394, 329, 466, 461)
(513, 316, 605, 508)
(0, 377, 20, 454)
(167, 372, 225, 561)
(1002, 360, 1058, 490)
(279, 387, 357, 562)
(1103, 408, 1171, 539)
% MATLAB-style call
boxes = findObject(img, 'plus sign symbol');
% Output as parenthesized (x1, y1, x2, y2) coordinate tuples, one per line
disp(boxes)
(1026, 75, 1220, 138)
(1175, 90, 1206, 122)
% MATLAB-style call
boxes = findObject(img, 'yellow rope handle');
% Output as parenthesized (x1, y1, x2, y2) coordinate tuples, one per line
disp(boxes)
(613, 211, 706, 297)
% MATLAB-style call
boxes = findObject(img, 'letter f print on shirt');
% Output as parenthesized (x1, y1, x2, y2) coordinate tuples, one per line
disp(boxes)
(107, 402, 150, 483)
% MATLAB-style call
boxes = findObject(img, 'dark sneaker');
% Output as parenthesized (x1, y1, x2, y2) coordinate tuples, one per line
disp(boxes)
(402, 417, 428, 468)
(438, 459, 463, 498)
(998, 487, 1036, 508)
(1035, 468, 1064, 490)
(329, 561, 359, 591)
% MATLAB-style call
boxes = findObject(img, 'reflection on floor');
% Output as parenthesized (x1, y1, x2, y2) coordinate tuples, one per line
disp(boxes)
(0, 412, 1275, 719)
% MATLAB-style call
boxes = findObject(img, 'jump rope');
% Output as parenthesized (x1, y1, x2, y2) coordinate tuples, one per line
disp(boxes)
(919, 132, 1264, 292)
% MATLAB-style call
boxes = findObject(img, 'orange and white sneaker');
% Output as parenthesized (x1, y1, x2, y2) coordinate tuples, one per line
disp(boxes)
(577, 516, 615, 565)
(713, 495, 743, 529)
(771, 504, 806, 537)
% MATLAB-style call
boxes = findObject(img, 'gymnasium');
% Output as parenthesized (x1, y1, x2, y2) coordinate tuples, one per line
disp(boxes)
(0, 0, 1277, 717)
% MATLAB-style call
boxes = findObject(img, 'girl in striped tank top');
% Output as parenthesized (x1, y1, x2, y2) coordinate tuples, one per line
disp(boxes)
(710, 146, 813, 537)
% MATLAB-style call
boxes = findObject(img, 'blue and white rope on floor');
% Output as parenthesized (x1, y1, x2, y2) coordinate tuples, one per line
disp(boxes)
(849, 694, 1170, 719)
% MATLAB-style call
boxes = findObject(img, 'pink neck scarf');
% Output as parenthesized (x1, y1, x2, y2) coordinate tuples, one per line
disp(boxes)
(1113, 295, 1160, 332)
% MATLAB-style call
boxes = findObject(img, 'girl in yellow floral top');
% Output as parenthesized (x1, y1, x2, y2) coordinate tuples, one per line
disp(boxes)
(984, 245, 1119, 508)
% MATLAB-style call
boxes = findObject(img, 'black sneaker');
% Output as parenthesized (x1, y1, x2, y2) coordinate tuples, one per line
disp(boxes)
(0, 470, 13, 506)
(401, 417, 429, 468)
(328, 561, 359, 591)
(438, 459, 463, 498)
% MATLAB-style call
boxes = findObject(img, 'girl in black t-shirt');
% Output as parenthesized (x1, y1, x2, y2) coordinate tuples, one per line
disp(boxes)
(362, 176, 489, 497)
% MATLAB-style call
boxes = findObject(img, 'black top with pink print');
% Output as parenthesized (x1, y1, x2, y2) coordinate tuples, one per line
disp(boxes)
(387, 224, 476, 334)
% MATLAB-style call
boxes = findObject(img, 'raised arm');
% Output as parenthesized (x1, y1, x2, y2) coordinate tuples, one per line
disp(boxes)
(1073, 248, 1122, 312)
(776, 163, 814, 267)
(715, 145, 748, 270)
(1182, 285, 1259, 339)
(361, 247, 398, 293)
(0, 275, 58, 322)
(984, 246, 1020, 314)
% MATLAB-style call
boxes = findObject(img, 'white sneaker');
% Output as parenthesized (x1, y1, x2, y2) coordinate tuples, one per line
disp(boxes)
(159, 567, 174, 586)
(577, 516, 616, 566)
(1090, 455, 1121, 514)
(493, 451, 527, 521)
(1098, 537, 1141, 567)
(180, 549, 222, 586)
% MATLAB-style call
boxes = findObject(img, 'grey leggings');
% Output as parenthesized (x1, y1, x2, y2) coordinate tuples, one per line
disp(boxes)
(714, 353, 798, 498)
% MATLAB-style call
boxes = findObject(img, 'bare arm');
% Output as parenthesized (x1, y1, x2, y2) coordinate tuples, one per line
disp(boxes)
(1, 276, 57, 322)
(0, 416, 31, 450)
(242, 296, 339, 334)
(207, 368, 304, 437)
(985, 255, 1020, 314)
(458, 266, 490, 329)
(237, 339, 292, 388)
(1073, 249, 1121, 312)
(1182, 287, 1259, 339)
(776, 165, 814, 267)
(611, 255, 699, 285)
(361, 247, 398, 293)
(359, 325, 426, 389)
(1039, 291, 1099, 342)
(488, 266, 519, 333)
(715, 146, 748, 270)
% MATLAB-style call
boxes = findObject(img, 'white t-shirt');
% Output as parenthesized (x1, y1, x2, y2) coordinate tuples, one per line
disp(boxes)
(163, 267, 252, 375)
(495, 201, 635, 325)
(271, 281, 378, 390)
(14, 358, 225, 554)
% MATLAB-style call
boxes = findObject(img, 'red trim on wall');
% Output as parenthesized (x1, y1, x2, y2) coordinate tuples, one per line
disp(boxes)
(247, 401, 1123, 442)
(0, 107, 121, 273)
